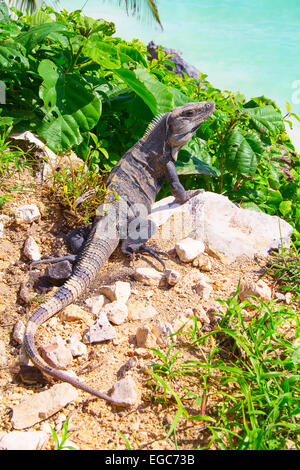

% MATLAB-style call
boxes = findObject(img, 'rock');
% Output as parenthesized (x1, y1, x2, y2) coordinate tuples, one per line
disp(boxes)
(12, 320, 26, 344)
(152, 322, 174, 346)
(15, 204, 41, 224)
(135, 325, 157, 348)
(0, 339, 7, 367)
(193, 278, 213, 300)
(23, 236, 41, 262)
(238, 278, 272, 302)
(127, 301, 158, 321)
(83, 312, 116, 343)
(0, 222, 3, 239)
(60, 304, 93, 325)
(19, 282, 32, 302)
(172, 310, 195, 333)
(0, 214, 10, 224)
(275, 292, 286, 301)
(85, 294, 109, 315)
(192, 253, 212, 271)
(102, 301, 128, 325)
(11, 383, 79, 429)
(285, 292, 293, 304)
(40, 335, 73, 369)
(175, 238, 205, 262)
(165, 268, 181, 285)
(147, 41, 200, 79)
(149, 192, 293, 263)
(0, 430, 49, 450)
(99, 281, 131, 303)
(134, 267, 164, 286)
(66, 334, 87, 357)
(117, 356, 139, 379)
(45, 260, 72, 285)
(109, 376, 138, 406)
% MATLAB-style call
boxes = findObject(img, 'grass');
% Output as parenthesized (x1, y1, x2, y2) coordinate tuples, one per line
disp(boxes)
(148, 283, 300, 450)
(48, 149, 114, 222)
(50, 417, 77, 450)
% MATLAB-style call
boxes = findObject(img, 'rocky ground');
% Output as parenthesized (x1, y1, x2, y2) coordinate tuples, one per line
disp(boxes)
(0, 161, 297, 450)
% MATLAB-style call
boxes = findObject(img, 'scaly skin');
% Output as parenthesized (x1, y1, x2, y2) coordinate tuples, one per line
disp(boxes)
(24, 101, 215, 406)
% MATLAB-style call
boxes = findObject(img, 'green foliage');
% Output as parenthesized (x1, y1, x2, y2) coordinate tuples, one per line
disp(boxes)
(50, 417, 77, 450)
(48, 150, 113, 222)
(149, 289, 300, 450)
(0, 2, 299, 235)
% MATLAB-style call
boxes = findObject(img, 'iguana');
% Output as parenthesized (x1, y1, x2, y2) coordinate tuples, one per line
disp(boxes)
(24, 101, 215, 406)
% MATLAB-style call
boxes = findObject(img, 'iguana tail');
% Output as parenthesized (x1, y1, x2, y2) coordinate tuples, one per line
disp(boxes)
(23, 221, 128, 405)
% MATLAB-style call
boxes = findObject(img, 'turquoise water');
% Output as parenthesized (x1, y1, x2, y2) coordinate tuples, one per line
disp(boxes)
(62, 0, 300, 146)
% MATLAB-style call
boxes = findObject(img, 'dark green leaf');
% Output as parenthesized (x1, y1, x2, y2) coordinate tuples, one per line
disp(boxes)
(37, 59, 101, 152)
(243, 105, 285, 135)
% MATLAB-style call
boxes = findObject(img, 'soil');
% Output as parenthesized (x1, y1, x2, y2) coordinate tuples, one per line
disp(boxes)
(0, 163, 297, 450)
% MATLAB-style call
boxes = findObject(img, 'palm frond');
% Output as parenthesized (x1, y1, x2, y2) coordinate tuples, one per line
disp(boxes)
(111, 0, 163, 30)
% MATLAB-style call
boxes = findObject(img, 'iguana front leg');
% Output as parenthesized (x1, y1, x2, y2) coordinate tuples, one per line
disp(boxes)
(165, 160, 204, 203)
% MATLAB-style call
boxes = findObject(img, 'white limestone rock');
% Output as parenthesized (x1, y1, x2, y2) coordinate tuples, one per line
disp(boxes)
(99, 281, 131, 304)
(134, 267, 164, 285)
(83, 312, 116, 344)
(0, 430, 49, 450)
(102, 301, 128, 325)
(15, 204, 41, 224)
(175, 237, 205, 262)
(23, 236, 41, 261)
(238, 278, 272, 302)
(11, 383, 79, 429)
(149, 191, 293, 262)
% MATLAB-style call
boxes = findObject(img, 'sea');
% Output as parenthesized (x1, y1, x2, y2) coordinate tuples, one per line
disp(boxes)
(61, 0, 300, 150)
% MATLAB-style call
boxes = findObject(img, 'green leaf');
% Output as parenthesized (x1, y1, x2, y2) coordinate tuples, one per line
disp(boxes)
(117, 44, 148, 67)
(115, 65, 174, 115)
(28, 9, 53, 26)
(169, 86, 194, 107)
(18, 23, 68, 50)
(0, 2, 10, 23)
(242, 105, 285, 136)
(176, 153, 218, 176)
(0, 42, 29, 69)
(37, 59, 101, 152)
(279, 200, 293, 217)
(224, 129, 264, 177)
(83, 36, 121, 70)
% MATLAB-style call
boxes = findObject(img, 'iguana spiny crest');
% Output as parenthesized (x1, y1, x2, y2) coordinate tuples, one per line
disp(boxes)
(142, 101, 215, 161)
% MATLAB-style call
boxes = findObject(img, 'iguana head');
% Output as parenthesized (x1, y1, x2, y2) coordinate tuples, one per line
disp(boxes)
(167, 101, 215, 160)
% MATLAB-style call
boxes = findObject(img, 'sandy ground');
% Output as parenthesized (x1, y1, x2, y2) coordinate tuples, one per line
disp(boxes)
(0, 164, 297, 450)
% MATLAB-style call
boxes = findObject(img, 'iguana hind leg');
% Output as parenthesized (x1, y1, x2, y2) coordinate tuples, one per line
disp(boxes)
(121, 217, 168, 269)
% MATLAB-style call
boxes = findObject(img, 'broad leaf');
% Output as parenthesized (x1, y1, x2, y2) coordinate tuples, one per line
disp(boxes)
(0, 2, 9, 23)
(0, 42, 29, 69)
(224, 129, 264, 176)
(28, 9, 53, 26)
(243, 105, 284, 135)
(37, 59, 101, 152)
(117, 44, 148, 67)
(115, 65, 174, 114)
(18, 23, 68, 50)
(83, 36, 121, 69)
(176, 153, 218, 176)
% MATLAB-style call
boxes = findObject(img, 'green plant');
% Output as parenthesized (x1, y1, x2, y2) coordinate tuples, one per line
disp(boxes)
(50, 417, 77, 450)
(148, 287, 299, 450)
(49, 150, 114, 222)
(267, 244, 300, 299)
